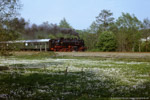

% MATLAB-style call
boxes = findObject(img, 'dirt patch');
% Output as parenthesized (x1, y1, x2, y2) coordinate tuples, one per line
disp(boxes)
(56, 52, 150, 59)
(13, 51, 41, 56)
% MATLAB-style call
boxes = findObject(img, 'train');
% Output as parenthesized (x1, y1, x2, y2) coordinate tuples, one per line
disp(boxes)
(0, 38, 86, 52)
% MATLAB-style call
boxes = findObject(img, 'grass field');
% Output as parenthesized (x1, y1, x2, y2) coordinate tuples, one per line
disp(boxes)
(0, 52, 150, 100)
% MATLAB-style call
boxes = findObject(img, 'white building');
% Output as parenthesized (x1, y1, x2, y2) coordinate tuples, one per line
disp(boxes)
(141, 36, 150, 42)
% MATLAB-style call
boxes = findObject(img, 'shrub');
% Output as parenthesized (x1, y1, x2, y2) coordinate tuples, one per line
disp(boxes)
(97, 31, 117, 51)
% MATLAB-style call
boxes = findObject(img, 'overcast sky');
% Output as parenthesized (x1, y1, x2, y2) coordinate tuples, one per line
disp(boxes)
(20, 0, 150, 30)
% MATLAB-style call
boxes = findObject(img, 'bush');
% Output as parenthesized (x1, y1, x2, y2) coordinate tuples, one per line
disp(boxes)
(97, 31, 117, 51)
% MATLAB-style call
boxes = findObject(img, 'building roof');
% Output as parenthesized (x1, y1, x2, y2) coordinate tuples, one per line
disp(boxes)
(0, 39, 51, 43)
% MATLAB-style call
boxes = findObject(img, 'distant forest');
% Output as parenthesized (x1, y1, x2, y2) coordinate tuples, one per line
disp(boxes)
(0, 0, 150, 52)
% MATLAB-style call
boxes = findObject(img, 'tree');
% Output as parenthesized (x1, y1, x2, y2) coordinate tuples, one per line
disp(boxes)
(96, 9, 114, 32)
(141, 18, 150, 51)
(59, 18, 72, 28)
(9, 18, 27, 35)
(88, 21, 99, 34)
(0, 0, 21, 40)
(97, 31, 117, 51)
(84, 9, 115, 51)
(0, 0, 21, 22)
(116, 13, 141, 51)
(77, 29, 98, 50)
(0, 0, 21, 55)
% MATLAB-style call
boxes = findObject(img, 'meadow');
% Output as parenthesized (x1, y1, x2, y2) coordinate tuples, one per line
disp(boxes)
(0, 52, 150, 100)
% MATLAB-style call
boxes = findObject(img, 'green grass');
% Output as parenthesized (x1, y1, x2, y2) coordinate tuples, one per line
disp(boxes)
(0, 71, 150, 100)
(0, 54, 150, 99)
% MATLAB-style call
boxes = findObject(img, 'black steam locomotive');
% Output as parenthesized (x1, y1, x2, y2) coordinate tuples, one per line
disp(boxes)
(50, 38, 85, 51)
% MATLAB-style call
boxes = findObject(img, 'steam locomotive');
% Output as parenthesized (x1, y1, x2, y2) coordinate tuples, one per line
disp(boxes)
(0, 38, 86, 52)
(50, 38, 85, 51)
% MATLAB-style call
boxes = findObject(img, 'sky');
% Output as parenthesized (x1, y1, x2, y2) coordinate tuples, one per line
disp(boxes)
(20, 0, 150, 30)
